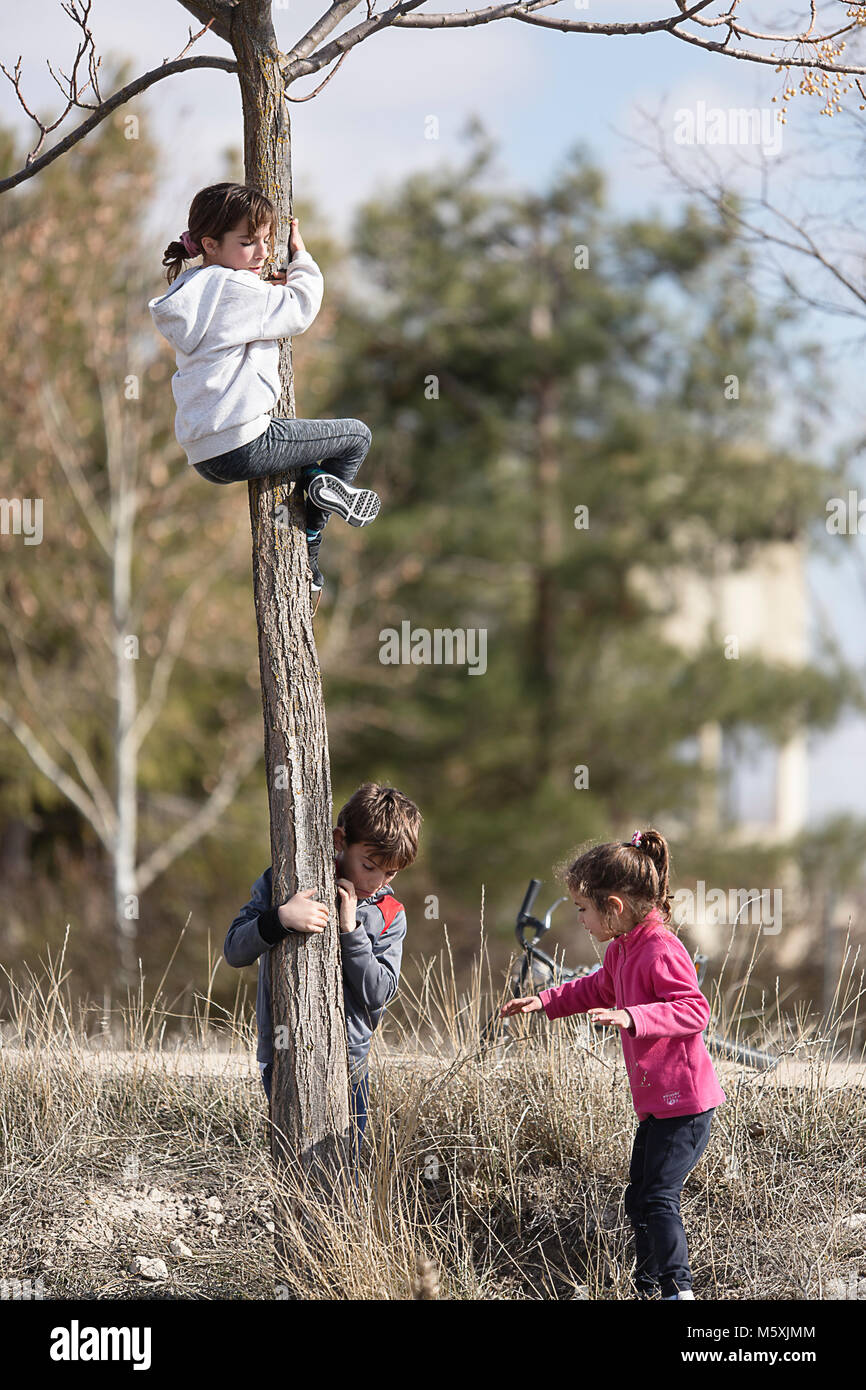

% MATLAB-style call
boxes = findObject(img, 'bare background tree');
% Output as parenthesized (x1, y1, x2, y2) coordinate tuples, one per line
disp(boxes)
(0, 133, 262, 985)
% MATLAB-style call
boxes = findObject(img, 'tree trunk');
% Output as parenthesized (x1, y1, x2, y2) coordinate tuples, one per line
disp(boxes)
(230, 6, 352, 1210)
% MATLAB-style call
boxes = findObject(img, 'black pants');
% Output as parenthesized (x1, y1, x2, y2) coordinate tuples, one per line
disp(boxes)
(624, 1108, 714, 1297)
(193, 416, 372, 533)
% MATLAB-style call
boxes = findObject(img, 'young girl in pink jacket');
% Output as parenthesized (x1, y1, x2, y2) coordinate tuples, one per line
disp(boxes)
(502, 828, 725, 1300)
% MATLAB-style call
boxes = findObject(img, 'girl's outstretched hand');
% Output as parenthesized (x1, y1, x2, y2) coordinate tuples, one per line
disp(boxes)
(588, 1007, 634, 1031)
(500, 995, 543, 1017)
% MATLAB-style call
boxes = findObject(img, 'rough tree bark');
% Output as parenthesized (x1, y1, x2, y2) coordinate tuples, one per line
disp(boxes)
(230, 4, 353, 1203)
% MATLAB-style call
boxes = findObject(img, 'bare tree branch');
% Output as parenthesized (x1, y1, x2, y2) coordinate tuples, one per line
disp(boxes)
(392, 0, 714, 31)
(283, 0, 366, 65)
(286, 50, 351, 100)
(0, 32, 236, 194)
(130, 548, 244, 754)
(663, 25, 866, 77)
(1, 624, 117, 842)
(36, 378, 112, 556)
(633, 109, 866, 320)
(685, 0, 856, 47)
(0, 694, 113, 851)
(284, 0, 866, 84)
(282, 0, 433, 82)
(175, 0, 259, 46)
(4, 0, 865, 174)
(0, 0, 101, 146)
(136, 735, 262, 892)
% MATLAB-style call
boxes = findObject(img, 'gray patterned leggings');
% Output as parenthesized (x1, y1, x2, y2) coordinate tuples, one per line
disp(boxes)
(193, 416, 372, 533)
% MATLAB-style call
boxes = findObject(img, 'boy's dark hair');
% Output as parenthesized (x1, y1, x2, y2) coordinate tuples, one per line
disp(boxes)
(337, 783, 421, 872)
(561, 827, 673, 932)
(161, 182, 277, 284)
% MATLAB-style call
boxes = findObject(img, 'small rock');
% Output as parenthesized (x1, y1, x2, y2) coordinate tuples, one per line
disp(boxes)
(264, 1221, 275, 1233)
(204, 1197, 222, 1212)
(206, 1212, 225, 1226)
(128, 1256, 168, 1281)
(148, 1188, 165, 1202)
(169, 1239, 192, 1258)
(842, 1214, 866, 1231)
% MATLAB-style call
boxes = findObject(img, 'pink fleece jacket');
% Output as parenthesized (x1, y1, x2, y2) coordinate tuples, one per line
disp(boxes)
(539, 908, 726, 1120)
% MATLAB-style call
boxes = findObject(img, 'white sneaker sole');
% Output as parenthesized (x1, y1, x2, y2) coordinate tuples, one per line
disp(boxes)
(307, 474, 380, 527)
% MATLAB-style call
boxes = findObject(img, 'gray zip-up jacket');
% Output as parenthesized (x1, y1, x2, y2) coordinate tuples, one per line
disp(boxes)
(223, 867, 406, 1079)
(147, 252, 323, 466)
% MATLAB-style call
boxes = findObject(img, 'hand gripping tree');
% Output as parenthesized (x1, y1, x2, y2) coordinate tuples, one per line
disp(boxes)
(3, 0, 866, 1194)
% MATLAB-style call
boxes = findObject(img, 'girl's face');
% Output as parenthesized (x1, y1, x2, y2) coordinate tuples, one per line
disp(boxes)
(200, 219, 273, 275)
(570, 891, 618, 942)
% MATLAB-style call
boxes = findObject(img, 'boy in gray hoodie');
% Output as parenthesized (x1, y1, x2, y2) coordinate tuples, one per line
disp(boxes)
(224, 784, 421, 1157)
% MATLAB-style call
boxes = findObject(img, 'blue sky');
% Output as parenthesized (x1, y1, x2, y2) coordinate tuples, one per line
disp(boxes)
(4, 0, 866, 819)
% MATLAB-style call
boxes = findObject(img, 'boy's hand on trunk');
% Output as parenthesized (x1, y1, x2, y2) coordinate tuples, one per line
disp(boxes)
(278, 888, 328, 934)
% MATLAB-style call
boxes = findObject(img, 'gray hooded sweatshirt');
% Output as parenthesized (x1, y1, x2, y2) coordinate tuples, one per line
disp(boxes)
(147, 253, 324, 466)
(223, 867, 406, 1081)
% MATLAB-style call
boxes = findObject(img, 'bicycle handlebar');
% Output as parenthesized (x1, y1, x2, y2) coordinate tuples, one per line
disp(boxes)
(517, 879, 542, 923)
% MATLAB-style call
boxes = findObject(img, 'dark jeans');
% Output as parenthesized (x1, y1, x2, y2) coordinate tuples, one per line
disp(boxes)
(261, 1063, 369, 1171)
(624, 1108, 714, 1298)
(193, 416, 372, 533)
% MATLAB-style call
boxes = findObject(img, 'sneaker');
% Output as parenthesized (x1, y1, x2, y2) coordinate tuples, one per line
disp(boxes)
(306, 534, 324, 592)
(307, 473, 380, 527)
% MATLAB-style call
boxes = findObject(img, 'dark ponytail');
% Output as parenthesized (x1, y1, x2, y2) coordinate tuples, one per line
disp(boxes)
(562, 825, 674, 930)
(161, 236, 197, 285)
(630, 828, 672, 922)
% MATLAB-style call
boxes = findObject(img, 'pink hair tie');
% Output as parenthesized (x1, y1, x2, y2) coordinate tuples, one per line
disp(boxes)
(630, 831, 642, 847)
(179, 230, 199, 258)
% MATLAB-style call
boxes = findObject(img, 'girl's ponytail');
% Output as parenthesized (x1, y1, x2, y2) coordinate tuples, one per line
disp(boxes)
(563, 825, 674, 929)
(161, 236, 195, 285)
(631, 828, 673, 922)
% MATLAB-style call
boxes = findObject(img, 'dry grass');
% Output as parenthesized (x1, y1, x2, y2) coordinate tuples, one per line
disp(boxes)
(0, 925, 864, 1300)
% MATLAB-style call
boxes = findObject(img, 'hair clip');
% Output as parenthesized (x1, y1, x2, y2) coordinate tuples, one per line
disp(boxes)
(630, 831, 642, 847)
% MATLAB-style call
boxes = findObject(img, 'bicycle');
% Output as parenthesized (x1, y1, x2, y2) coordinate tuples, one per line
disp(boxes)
(482, 879, 776, 1070)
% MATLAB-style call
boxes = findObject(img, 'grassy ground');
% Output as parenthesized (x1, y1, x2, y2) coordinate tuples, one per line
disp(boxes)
(1, 930, 864, 1300)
